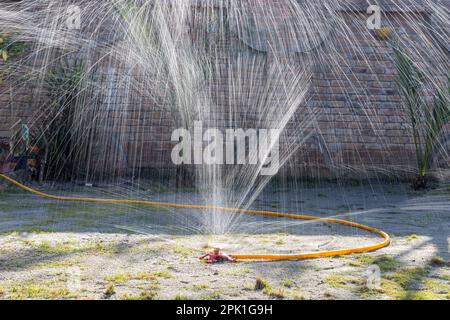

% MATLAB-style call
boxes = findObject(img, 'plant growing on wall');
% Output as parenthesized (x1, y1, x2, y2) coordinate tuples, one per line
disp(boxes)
(32, 57, 85, 182)
(0, 32, 27, 85)
(0, 32, 27, 62)
(392, 41, 450, 190)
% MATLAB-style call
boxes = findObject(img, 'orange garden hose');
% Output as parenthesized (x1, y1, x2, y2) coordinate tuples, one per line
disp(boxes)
(0, 173, 390, 260)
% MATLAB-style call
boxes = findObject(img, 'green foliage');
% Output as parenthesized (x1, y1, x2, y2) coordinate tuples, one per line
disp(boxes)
(281, 278, 294, 288)
(386, 267, 427, 289)
(200, 291, 221, 300)
(121, 291, 158, 300)
(430, 256, 446, 266)
(405, 234, 418, 241)
(349, 254, 400, 272)
(0, 32, 27, 62)
(105, 273, 132, 284)
(392, 41, 450, 188)
(254, 277, 269, 291)
(325, 274, 361, 289)
(104, 283, 116, 298)
(36, 57, 85, 181)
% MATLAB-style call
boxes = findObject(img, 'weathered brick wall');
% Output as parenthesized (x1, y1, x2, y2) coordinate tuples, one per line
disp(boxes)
(0, 1, 448, 180)
(0, 62, 37, 143)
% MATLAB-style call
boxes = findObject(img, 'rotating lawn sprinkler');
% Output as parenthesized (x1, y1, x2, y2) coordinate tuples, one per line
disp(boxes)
(199, 248, 237, 264)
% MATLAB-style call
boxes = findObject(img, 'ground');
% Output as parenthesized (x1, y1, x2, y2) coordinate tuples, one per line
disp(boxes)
(0, 181, 449, 300)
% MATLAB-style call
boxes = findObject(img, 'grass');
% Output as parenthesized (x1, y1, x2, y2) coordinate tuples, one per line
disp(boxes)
(360, 267, 436, 300)
(323, 292, 335, 299)
(405, 234, 418, 241)
(254, 277, 269, 291)
(201, 291, 221, 300)
(325, 274, 362, 289)
(35, 258, 81, 269)
(226, 268, 252, 275)
(442, 272, 450, 282)
(22, 239, 119, 256)
(8, 280, 76, 300)
(172, 245, 196, 256)
(290, 292, 305, 300)
(349, 254, 400, 272)
(152, 270, 172, 279)
(35, 241, 78, 254)
(358, 265, 450, 300)
(252, 277, 288, 299)
(424, 279, 450, 293)
(264, 287, 286, 299)
(401, 290, 442, 300)
(104, 284, 115, 298)
(173, 294, 189, 300)
(386, 267, 427, 289)
(194, 283, 209, 290)
(104, 273, 132, 284)
(281, 278, 294, 288)
(121, 291, 158, 300)
(430, 256, 447, 266)
(135, 272, 158, 281)
(105, 270, 172, 284)
(243, 283, 255, 291)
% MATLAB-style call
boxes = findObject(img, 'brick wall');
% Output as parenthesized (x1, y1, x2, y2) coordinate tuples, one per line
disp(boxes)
(0, 1, 449, 180)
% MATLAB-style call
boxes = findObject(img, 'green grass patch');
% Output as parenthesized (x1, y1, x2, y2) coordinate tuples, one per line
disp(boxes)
(172, 245, 196, 256)
(152, 270, 172, 279)
(105, 273, 133, 284)
(8, 280, 76, 300)
(263, 287, 286, 299)
(325, 274, 362, 289)
(121, 291, 158, 300)
(21, 239, 119, 256)
(281, 278, 294, 288)
(105, 270, 171, 284)
(349, 254, 400, 272)
(254, 277, 270, 291)
(194, 283, 209, 290)
(104, 283, 115, 298)
(360, 267, 449, 300)
(430, 256, 447, 266)
(201, 291, 221, 300)
(424, 279, 450, 293)
(405, 234, 418, 241)
(226, 268, 252, 275)
(385, 267, 427, 289)
(35, 258, 81, 269)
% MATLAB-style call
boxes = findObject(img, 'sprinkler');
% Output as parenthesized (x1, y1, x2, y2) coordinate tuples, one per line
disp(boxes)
(199, 248, 236, 264)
